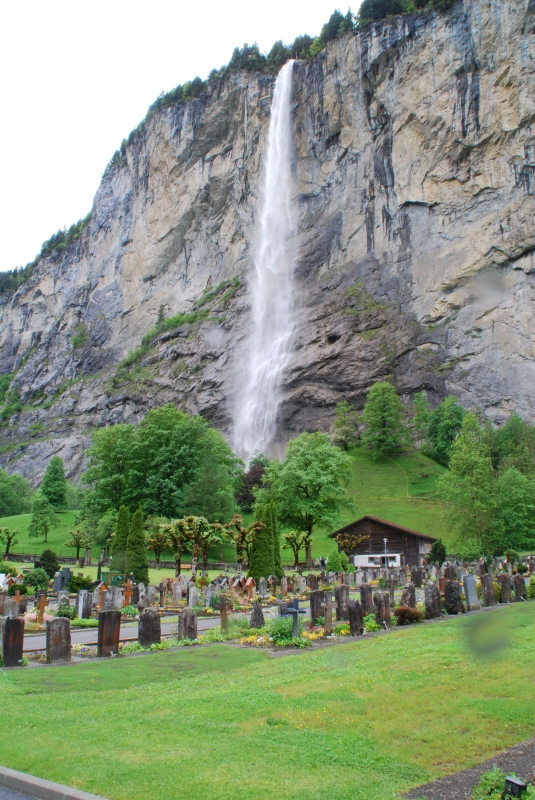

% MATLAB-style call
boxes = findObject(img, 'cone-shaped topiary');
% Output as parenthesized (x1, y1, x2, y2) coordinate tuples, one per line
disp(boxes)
(328, 549, 342, 572)
(249, 503, 275, 584)
(269, 501, 284, 580)
(124, 506, 149, 583)
(110, 505, 130, 573)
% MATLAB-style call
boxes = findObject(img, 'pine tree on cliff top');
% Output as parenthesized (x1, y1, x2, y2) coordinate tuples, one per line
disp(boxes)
(110, 505, 130, 573)
(124, 506, 149, 584)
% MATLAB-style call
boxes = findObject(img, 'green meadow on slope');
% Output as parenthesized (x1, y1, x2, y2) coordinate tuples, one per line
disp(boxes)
(0, 447, 452, 563)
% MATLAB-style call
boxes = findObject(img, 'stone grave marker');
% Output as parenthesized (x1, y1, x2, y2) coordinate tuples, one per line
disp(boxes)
(172, 582, 182, 605)
(373, 591, 391, 628)
(147, 585, 156, 605)
(480, 574, 496, 607)
(425, 581, 442, 619)
(281, 577, 288, 597)
(334, 584, 349, 621)
(102, 590, 113, 612)
(3, 598, 19, 619)
(111, 586, 124, 611)
(348, 599, 364, 635)
(513, 573, 526, 601)
(97, 609, 121, 657)
(299, 576, 307, 595)
(400, 583, 416, 609)
(355, 571, 363, 588)
(249, 600, 265, 628)
(463, 574, 480, 611)
(444, 581, 465, 614)
(438, 577, 447, 594)
(138, 608, 161, 647)
(322, 592, 335, 635)
(258, 577, 268, 598)
(359, 584, 374, 615)
(189, 586, 200, 609)
(497, 574, 512, 604)
(308, 574, 316, 591)
(46, 617, 71, 663)
(1, 616, 24, 667)
(0, 593, 6, 615)
(76, 591, 87, 619)
(178, 608, 197, 640)
(220, 594, 230, 633)
(309, 589, 325, 625)
(53, 571, 63, 593)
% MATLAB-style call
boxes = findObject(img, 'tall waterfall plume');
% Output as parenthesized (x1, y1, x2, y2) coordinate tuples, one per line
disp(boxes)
(233, 60, 296, 464)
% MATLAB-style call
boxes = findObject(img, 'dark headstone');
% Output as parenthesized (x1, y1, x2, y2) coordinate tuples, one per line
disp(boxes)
(360, 583, 374, 615)
(132, 585, 140, 605)
(0, 594, 6, 615)
(348, 599, 364, 636)
(400, 583, 416, 609)
(373, 591, 391, 629)
(309, 589, 325, 625)
(1, 617, 24, 667)
(335, 584, 349, 621)
(97, 609, 121, 657)
(443, 565, 455, 581)
(138, 609, 161, 647)
(444, 581, 465, 615)
(480, 574, 496, 607)
(308, 574, 316, 591)
(46, 617, 71, 663)
(412, 568, 423, 588)
(497, 574, 512, 604)
(513, 573, 526, 601)
(178, 608, 197, 640)
(249, 600, 265, 629)
(425, 581, 442, 619)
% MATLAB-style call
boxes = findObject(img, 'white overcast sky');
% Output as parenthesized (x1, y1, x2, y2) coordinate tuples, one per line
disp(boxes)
(0, 0, 357, 273)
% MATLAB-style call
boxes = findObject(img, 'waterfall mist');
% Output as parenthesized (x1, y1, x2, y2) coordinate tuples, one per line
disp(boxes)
(233, 60, 296, 465)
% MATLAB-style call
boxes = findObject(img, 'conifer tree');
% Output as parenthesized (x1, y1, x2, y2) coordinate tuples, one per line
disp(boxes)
(124, 506, 149, 583)
(248, 504, 274, 584)
(110, 505, 130, 572)
(269, 501, 284, 580)
(328, 549, 342, 571)
(40, 456, 67, 509)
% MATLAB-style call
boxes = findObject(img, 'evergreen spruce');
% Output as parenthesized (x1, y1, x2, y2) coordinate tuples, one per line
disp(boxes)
(124, 506, 149, 583)
(269, 501, 284, 579)
(249, 504, 275, 584)
(40, 456, 67, 509)
(38, 549, 60, 578)
(328, 549, 342, 571)
(110, 505, 130, 573)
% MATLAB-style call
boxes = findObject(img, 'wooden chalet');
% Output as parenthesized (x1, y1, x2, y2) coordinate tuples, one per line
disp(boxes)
(329, 515, 437, 567)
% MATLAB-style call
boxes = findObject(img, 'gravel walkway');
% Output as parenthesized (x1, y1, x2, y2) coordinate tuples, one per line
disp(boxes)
(405, 738, 535, 799)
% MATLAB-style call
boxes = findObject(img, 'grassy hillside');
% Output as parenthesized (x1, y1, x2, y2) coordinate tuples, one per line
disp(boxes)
(0, 448, 453, 565)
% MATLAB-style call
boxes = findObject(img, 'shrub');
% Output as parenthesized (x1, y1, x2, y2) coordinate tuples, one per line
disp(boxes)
(67, 575, 93, 592)
(22, 568, 50, 591)
(0, 561, 20, 576)
(57, 604, 77, 619)
(38, 549, 60, 578)
(393, 606, 424, 625)
(472, 766, 506, 799)
(364, 613, 381, 632)
(517, 562, 527, 574)
(8, 584, 29, 596)
(328, 549, 342, 571)
(528, 576, 535, 599)
(70, 618, 98, 628)
(340, 551, 349, 571)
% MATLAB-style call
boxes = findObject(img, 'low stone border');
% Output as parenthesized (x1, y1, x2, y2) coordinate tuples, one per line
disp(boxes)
(0, 766, 108, 800)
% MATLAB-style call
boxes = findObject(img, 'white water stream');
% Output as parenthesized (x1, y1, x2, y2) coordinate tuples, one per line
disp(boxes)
(233, 61, 296, 464)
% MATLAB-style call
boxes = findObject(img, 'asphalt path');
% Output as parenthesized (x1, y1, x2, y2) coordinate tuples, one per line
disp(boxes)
(0, 789, 36, 800)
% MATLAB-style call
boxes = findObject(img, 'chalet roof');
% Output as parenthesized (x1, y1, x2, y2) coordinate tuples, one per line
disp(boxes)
(329, 515, 437, 543)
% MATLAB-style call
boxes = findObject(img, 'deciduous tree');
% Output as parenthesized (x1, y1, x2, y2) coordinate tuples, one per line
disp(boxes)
(40, 456, 67, 509)
(28, 493, 57, 543)
(0, 527, 19, 559)
(361, 382, 409, 458)
(64, 528, 90, 560)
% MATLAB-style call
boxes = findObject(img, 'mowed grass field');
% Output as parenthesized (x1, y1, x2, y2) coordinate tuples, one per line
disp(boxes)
(1, 604, 534, 800)
(0, 447, 453, 564)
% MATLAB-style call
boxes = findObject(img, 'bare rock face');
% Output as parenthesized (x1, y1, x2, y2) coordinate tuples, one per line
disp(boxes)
(1, 0, 534, 481)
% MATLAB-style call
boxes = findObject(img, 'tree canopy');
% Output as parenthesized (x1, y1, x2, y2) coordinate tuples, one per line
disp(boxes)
(40, 456, 68, 509)
(28, 493, 57, 543)
(361, 382, 409, 458)
(0, 468, 31, 517)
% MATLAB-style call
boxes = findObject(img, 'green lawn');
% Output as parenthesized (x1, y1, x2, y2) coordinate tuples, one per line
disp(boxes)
(1, 604, 534, 799)
(0, 448, 453, 565)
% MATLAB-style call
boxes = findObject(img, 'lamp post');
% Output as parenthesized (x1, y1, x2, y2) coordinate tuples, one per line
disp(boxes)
(383, 538, 387, 567)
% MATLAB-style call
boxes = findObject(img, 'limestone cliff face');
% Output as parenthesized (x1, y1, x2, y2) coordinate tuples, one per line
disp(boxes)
(1, 0, 534, 482)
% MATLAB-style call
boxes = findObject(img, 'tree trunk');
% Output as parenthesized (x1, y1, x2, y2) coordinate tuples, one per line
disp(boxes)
(202, 549, 208, 571)
(76, 546, 80, 559)
(305, 543, 312, 570)
(175, 553, 181, 577)
(294, 550, 299, 569)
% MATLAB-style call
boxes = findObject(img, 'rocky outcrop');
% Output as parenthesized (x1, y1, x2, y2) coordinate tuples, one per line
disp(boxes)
(0, 0, 534, 482)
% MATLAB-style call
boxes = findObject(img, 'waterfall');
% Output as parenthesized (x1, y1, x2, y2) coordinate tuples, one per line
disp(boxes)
(233, 60, 296, 465)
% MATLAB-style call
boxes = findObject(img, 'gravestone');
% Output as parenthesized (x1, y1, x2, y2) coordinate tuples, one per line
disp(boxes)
(97, 610, 121, 657)
(463, 574, 480, 611)
(101, 590, 113, 612)
(258, 577, 268, 598)
(178, 608, 197, 640)
(1, 617, 24, 666)
(308, 574, 316, 591)
(497, 574, 512, 604)
(60, 567, 72, 588)
(172, 582, 182, 605)
(444, 581, 465, 615)
(334, 584, 349, 621)
(425, 581, 442, 619)
(189, 586, 199, 609)
(281, 577, 288, 597)
(76, 590, 88, 619)
(373, 591, 391, 628)
(360, 584, 374, 615)
(0, 593, 6, 615)
(57, 590, 70, 606)
(112, 586, 124, 611)
(3, 598, 19, 619)
(412, 568, 423, 588)
(309, 589, 325, 625)
(438, 577, 447, 595)
(355, 571, 363, 588)
(138, 609, 161, 647)
(400, 583, 416, 609)
(388, 574, 396, 605)
(348, 599, 364, 635)
(480, 574, 496, 607)
(322, 592, 335, 635)
(219, 594, 230, 633)
(249, 600, 265, 629)
(299, 576, 307, 595)
(147, 585, 156, 605)
(443, 565, 455, 581)
(46, 617, 71, 663)
(513, 573, 526, 601)
(53, 571, 63, 593)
